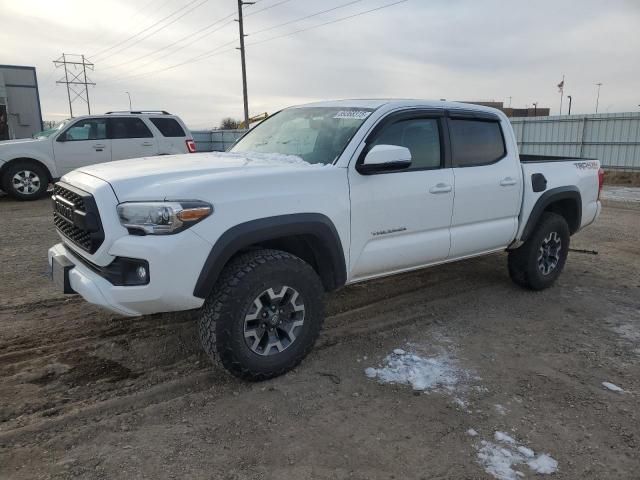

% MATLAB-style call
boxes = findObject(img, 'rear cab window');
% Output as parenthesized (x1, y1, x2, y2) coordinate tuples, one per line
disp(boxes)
(449, 118, 506, 167)
(150, 117, 186, 137)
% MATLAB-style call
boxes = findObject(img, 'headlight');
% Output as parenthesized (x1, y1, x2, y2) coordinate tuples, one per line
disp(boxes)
(117, 201, 213, 235)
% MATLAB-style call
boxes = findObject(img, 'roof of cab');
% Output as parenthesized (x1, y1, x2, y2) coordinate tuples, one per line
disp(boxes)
(290, 98, 505, 117)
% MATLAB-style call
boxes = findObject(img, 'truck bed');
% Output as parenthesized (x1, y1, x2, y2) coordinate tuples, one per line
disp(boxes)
(520, 154, 587, 163)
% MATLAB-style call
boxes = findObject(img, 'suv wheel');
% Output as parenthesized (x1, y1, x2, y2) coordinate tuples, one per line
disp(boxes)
(199, 249, 325, 381)
(2, 161, 50, 200)
(508, 212, 570, 290)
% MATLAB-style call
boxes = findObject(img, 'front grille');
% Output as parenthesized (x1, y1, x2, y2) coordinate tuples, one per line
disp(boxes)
(52, 182, 104, 253)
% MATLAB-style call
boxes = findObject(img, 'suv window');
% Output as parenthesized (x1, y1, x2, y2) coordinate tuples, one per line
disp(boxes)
(60, 119, 107, 141)
(109, 117, 153, 139)
(369, 118, 441, 170)
(449, 119, 505, 167)
(150, 117, 186, 137)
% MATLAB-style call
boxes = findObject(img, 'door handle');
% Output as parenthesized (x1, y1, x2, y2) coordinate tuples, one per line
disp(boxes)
(142, 142, 154, 147)
(429, 183, 452, 194)
(92, 144, 105, 151)
(500, 177, 517, 186)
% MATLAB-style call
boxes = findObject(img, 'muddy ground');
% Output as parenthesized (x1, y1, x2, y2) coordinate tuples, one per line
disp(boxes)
(0, 194, 638, 480)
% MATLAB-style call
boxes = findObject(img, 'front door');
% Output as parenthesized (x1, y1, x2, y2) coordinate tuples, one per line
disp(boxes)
(53, 118, 110, 175)
(348, 114, 454, 281)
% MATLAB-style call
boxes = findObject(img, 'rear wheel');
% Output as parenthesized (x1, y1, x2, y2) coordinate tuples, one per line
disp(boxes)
(508, 212, 570, 290)
(1, 161, 50, 200)
(198, 249, 325, 381)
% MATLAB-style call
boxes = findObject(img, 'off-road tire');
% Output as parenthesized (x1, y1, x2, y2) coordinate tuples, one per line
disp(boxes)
(1, 161, 50, 200)
(198, 249, 325, 381)
(508, 212, 570, 290)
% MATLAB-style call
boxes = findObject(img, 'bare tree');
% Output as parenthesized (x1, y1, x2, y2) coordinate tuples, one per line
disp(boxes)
(220, 117, 240, 130)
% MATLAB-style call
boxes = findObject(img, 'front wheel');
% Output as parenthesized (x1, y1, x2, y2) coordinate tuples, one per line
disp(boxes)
(1, 161, 50, 200)
(508, 212, 570, 290)
(198, 249, 325, 381)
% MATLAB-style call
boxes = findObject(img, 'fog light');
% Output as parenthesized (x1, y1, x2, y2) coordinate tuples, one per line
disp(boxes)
(136, 266, 147, 281)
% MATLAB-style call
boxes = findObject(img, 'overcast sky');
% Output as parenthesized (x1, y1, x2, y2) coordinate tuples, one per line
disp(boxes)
(1, 0, 639, 128)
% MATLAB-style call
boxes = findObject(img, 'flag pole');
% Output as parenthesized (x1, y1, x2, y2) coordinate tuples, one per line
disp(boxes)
(559, 75, 565, 115)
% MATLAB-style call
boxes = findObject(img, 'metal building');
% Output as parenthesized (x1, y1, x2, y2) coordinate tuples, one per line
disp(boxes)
(0, 65, 43, 140)
(511, 112, 640, 171)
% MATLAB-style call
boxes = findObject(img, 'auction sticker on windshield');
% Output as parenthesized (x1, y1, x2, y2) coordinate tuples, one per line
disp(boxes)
(333, 110, 372, 120)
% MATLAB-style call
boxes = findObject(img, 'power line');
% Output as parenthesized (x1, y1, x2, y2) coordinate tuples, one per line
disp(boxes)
(100, 0, 408, 85)
(88, 0, 208, 60)
(95, 0, 211, 63)
(247, 0, 409, 47)
(245, 0, 292, 17)
(104, 13, 236, 70)
(249, 0, 364, 36)
(103, 0, 290, 71)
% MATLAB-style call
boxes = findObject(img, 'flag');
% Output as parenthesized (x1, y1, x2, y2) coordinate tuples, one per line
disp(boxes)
(557, 79, 564, 93)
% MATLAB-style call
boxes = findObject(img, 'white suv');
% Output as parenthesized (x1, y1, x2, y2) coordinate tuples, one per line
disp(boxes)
(0, 110, 195, 200)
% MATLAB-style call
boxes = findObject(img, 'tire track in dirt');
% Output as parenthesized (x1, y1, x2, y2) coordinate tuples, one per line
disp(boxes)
(0, 258, 505, 442)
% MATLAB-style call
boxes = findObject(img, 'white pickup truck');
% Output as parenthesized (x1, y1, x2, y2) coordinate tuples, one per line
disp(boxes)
(48, 100, 603, 380)
(0, 111, 194, 200)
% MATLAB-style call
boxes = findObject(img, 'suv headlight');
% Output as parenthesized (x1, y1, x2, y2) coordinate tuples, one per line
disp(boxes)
(117, 201, 213, 235)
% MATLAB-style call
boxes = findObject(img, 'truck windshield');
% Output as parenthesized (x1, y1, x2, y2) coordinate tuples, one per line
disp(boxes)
(230, 107, 374, 164)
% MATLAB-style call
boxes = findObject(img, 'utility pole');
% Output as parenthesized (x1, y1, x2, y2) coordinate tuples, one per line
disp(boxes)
(567, 95, 572, 115)
(236, 0, 255, 129)
(532, 102, 538, 116)
(53, 53, 95, 117)
(595, 83, 603, 113)
(508, 96, 512, 108)
(125, 91, 132, 110)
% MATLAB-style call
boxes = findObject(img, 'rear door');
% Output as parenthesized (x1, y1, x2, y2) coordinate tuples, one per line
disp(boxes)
(53, 118, 110, 175)
(108, 117, 158, 160)
(447, 113, 522, 257)
(348, 110, 454, 280)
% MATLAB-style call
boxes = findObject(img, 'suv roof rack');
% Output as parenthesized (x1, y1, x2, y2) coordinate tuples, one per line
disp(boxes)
(105, 110, 171, 115)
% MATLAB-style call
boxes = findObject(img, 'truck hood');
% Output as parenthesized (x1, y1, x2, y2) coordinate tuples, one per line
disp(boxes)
(74, 151, 332, 201)
(0, 138, 46, 147)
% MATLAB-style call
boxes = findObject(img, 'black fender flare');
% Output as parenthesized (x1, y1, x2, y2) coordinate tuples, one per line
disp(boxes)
(521, 186, 582, 242)
(193, 213, 347, 298)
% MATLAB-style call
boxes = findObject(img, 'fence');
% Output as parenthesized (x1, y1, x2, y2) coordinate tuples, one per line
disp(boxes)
(191, 112, 640, 171)
(511, 112, 640, 171)
(191, 129, 246, 152)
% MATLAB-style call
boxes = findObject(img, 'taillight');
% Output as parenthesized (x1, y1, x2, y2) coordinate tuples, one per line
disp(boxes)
(186, 139, 196, 153)
(597, 168, 605, 200)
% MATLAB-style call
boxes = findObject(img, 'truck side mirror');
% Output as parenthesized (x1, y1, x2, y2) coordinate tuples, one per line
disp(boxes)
(357, 144, 412, 174)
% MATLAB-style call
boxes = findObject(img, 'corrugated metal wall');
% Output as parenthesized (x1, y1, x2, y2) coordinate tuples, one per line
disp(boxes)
(191, 129, 246, 152)
(192, 112, 640, 170)
(511, 112, 640, 170)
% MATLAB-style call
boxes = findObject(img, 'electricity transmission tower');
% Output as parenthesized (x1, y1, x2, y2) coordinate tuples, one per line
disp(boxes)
(53, 54, 95, 117)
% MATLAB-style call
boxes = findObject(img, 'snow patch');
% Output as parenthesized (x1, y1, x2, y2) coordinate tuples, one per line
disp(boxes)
(601, 186, 640, 203)
(602, 381, 623, 393)
(215, 151, 335, 168)
(467, 428, 478, 437)
(528, 454, 559, 474)
(364, 350, 463, 392)
(476, 432, 558, 480)
(494, 404, 508, 415)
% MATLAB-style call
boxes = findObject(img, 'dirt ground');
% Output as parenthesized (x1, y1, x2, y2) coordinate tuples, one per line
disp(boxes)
(0, 193, 638, 480)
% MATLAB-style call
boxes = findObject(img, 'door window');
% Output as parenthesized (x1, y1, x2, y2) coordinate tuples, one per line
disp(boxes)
(369, 118, 441, 170)
(449, 119, 505, 167)
(59, 119, 107, 141)
(109, 117, 154, 139)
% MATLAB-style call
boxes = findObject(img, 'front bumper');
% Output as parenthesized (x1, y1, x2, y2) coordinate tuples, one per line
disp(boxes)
(48, 230, 210, 316)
